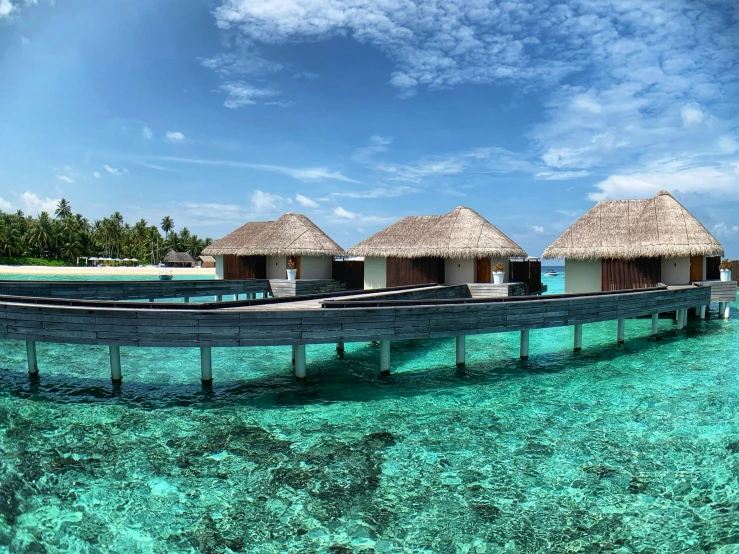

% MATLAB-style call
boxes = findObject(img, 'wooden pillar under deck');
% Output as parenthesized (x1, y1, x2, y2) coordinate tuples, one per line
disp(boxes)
(651, 313, 659, 336)
(617, 318, 625, 344)
(676, 309, 685, 330)
(574, 324, 583, 352)
(294, 345, 306, 379)
(336, 341, 345, 355)
(700, 306, 707, 320)
(200, 346, 213, 383)
(456, 335, 466, 368)
(724, 303, 731, 319)
(26, 340, 38, 375)
(109, 345, 122, 382)
(520, 330, 529, 360)
(380, 340, 390, 375)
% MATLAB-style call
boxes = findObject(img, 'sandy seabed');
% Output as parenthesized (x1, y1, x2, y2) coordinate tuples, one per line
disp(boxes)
(0, 265, 216, 277)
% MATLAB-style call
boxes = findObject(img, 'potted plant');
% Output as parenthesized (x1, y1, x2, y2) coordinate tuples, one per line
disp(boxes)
(719, 258, 732, 282)
(286, 258, 297, 281)
(492, 262, 506, 284)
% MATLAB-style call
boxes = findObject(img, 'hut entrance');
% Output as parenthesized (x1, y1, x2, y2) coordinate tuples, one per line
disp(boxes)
(601, 258, 661, 291)
(288, 256, 301, 279)
(223, 255, 267, 280)
(386, 257, 445, 287)
(706, 256, 721, 280)
(690, 256, 704, 282)
(475, 258, 491, 283)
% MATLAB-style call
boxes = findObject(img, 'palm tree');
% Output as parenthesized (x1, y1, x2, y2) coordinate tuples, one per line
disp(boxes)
(161, 216, 174, 240)
(55, 198, 72, 220)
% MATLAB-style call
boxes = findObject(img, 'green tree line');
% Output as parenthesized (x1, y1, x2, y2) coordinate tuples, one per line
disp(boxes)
(0, 199, 212, 264)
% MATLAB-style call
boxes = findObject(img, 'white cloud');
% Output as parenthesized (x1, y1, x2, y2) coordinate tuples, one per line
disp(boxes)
(295, 194, 318, 208)
(532, 225, 545, 234)
(332, 185, 419, 199)
(251, 190, 287, 212)
(352, 135, 393, 163)
(152, 156, 359, 183)
(0, 0, 14, 18)
(681, 103, 705, 127)
(166, 131, 185, 143)
(142, 126, 153, 140)
(0, 197, 12, 211)
(535, 170, 590, 181)
(20, 191, 59, 216)
(102, 164, 127, 176)
(333, 206, 357, 219)
(220, 82, 278, 108)
(56, 175, 74, 184)
(92, 172, 102, 178)
(718, 136, 738, 155)
(713, 222, 739, 237)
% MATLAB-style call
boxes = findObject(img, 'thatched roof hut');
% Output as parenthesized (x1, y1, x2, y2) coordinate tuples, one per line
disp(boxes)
(162, 250, 196, 265)
(202, 213, 344, 257)
(542, 190, 724, 260)
(348, 206, 527, 259)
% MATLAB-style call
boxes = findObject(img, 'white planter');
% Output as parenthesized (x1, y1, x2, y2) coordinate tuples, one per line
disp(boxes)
(287, 269, 297, 281)
(492, 272, 505, 284)
(720, 268, 731, 282)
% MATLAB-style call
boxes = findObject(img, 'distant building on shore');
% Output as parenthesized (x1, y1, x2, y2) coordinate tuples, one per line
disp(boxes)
(162, 250, 196, 268)
(348, 206, 529, 289)
(202, 213, 345, 280)
(542, 190, 725, 293)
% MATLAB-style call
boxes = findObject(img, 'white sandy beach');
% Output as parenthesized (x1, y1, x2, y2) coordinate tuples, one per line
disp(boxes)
(0, 265, 216, 276)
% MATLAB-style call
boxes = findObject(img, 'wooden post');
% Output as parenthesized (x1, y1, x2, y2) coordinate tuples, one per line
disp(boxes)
(294, 344, 306, 379)
(26, 340, 38, 375)
(380, 340, 390, 375)
(184, 297, 190, 304)
(110, 345, 122, 382)
(700, 305, 707, 320)
(718, 303, 725, 318)
(574, 324, 583, 352)
(725, 303, 731, 319)
(676, 309, 685, 330)
(149, 298, 155, 303)
(520, 329, 529, 360)
(456, 335, 466, 368)
(336, 340, 345, 355)
(292, 344, 296, 365)
(216, 295, 223, 302)
(617, 318, 625, 343)
(651, 313, 659, 336)
(200, 346, 213, 383)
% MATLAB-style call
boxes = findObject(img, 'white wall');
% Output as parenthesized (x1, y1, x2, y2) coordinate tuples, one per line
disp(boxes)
(364, 257, 387, 289)
(300, 256, 332, 279)
(215, 255, 224, 280)
(660, 257, 691, 285)
(445, 258, 475, 285)
(267, 255, 286, 279)
(565, 259, 602, 293)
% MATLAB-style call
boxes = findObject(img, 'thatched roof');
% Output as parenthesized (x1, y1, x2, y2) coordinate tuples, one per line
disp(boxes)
(202, 213, 344, 257)
(163, 250, 196, 264)
(347, 206, 527, 259)
(542, 190, 724, 260)
(197, 255, 216, 263)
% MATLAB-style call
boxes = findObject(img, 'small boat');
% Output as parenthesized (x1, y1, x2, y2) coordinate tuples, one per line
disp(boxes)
(544, 269, 559, 277)
(158, 271, 173, 281)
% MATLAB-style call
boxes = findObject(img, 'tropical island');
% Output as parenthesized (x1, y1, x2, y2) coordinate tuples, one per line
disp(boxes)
(0, 198, 212, 266)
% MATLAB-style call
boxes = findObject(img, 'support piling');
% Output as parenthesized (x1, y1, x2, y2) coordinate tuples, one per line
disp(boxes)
(294, 344, 306, 379)
(380, 340, 391, 375)
(574, 324, 583, 352)
(200, 346, 213, 383)
(651, 313, 659, 336)
(520, 329, 530, 360)
(26, 340, 38, 375)
(456, 335, 466, 368)
(336, 340, 345, 355)
(109, 345, 122, 382)
(617, 318, 625, 343)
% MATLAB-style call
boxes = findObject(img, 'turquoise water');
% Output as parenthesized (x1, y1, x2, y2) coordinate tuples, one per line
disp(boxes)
(1, 272, 738, 552)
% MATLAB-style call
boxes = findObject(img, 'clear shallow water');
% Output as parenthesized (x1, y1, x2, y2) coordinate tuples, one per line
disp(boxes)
(1, 272, 738, 553)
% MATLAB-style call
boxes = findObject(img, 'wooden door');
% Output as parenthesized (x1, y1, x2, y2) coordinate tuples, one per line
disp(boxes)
(289, 256, 302, 279)
(475, 258, 491, 283)
(601, 258, 661, 291)
(386, 257, 445, 287)
(689, 256, 703, 282)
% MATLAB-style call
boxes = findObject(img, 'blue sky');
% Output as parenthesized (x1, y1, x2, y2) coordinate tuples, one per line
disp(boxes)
(1, 0, 738, 257)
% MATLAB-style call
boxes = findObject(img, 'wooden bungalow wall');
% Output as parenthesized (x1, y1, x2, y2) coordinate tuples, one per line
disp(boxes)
(510, 260, 542, 293)
(601, 258, 661, 291)
(386, 257, 445, 288)
(223, 255, 267, 280)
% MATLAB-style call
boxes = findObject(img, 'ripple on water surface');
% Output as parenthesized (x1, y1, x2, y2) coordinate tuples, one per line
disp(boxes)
(0, 273, 738, 552)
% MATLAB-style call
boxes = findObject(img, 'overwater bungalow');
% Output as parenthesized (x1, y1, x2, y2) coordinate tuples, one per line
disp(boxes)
(202, 212, 345, 280)
(542, 190, 725, 293)
(347, 206, 534, 289)
(196, 255, 216, 268)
